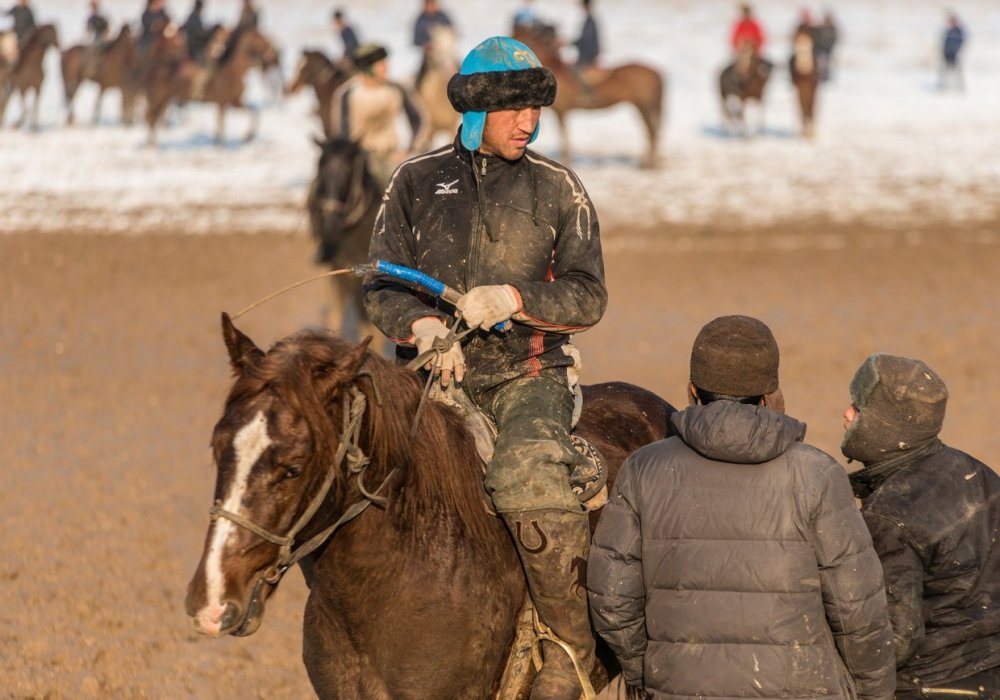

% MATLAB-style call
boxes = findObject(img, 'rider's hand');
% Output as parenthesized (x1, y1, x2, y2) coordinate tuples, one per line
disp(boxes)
(456, 285, 520, 331)
(411, 317, 465, 387)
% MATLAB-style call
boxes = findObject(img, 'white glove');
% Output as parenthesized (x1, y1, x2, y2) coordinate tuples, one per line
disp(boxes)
(411, 317, 465, 386)
(456, 285, 520, 331)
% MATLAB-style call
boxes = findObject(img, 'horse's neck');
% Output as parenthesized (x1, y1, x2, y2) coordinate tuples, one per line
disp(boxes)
(794, 34, 815, 74)
(737, 49, 753, 75)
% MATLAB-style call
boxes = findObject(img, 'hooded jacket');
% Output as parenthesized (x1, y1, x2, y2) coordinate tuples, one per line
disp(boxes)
(363, 137, 606, 394)
(588, 401, 896, 699)
(851, 445, 1000, 688)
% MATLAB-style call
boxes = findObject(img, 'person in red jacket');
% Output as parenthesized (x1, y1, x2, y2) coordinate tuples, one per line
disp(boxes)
(731, 3, 765, 56)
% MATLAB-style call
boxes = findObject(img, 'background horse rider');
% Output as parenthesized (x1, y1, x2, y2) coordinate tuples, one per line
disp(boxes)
(5, 0, 35, 50)
(573, 0, 600, 87)
(412, 0, 453, 91)
(81, 0, 109, 77)
(330, 43, 428, 187)
(729, 2, 772, 86)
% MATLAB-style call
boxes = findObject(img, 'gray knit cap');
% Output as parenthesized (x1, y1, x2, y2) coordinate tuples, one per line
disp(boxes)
(690, 315, 779, 397)
(841, 353, 948, 465)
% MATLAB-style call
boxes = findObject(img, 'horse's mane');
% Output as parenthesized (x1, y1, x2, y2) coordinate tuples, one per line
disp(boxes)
(22, 24, 56, 54)
(229, 329, 499, 548)
(218, 25, 248, 66)
(304, 48, 332, 66)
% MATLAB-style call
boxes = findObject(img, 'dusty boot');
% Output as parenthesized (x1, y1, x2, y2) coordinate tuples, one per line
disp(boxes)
(505, 508, 596, 700)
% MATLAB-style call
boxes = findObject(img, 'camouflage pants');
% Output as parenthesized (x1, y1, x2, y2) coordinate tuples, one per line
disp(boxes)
(474, 375, 583, 514)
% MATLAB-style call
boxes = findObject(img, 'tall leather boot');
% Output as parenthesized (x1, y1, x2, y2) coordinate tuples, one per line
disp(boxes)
(504, 508, 596, 700)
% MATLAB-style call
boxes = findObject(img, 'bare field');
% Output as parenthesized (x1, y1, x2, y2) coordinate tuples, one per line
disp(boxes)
(1, 226, 997, 698)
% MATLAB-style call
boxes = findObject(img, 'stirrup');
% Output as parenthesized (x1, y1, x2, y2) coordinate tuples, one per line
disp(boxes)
(529, 607, 597, 700)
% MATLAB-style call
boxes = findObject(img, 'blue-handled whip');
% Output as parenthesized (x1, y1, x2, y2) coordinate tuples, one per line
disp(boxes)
(354, 260, 511, 332)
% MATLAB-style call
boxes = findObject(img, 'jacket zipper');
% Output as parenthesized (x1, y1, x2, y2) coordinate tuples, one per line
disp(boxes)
(467, 155, 488, 291)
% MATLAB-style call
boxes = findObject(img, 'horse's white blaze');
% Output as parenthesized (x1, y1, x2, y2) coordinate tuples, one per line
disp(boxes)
(203, 411, 273, 609)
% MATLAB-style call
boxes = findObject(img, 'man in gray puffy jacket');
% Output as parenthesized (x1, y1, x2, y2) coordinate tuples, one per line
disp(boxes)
(588, 315, 895, 699)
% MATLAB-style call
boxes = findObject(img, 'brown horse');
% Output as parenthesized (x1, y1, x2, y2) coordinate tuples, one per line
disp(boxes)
(789, 27, 819, 138)
(60, 24, 138, 126)
(414, 24, 460, 149)
(512, 23, 665, 169)
(0, 23, 58, 130)
(719, 42, 773, 136)
(287, 49, 352, 137)
(185, 316, 676, 699)
(306, 136, 382, 342)
(144, 24, 272, 146)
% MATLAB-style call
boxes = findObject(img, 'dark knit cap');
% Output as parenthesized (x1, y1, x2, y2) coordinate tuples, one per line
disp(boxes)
(690, 315, 779, 397)
(841, 353, 948, 465)
(351, 43, 388, 71)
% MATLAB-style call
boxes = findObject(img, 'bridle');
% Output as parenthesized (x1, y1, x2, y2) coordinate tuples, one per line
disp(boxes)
(317, 147, 374, 228)
(208, 380, 396, 630)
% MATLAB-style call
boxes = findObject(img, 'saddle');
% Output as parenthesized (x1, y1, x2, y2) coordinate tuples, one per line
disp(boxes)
(428, 383, 609, 511)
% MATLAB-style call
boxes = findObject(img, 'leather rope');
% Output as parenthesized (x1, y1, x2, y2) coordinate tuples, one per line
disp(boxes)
(529, 607, 597, 700)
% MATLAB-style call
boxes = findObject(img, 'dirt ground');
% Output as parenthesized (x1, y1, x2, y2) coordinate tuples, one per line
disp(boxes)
(2, 224, 998, 699)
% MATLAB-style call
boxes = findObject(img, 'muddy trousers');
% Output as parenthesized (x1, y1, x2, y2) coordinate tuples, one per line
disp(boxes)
(504, 509, 596, 700)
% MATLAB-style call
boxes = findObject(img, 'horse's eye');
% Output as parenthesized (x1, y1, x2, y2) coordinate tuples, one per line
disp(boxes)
(282, 464, 303, 481)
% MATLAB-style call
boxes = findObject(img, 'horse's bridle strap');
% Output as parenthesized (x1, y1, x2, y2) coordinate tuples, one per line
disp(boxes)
(210, 503, 292, 547)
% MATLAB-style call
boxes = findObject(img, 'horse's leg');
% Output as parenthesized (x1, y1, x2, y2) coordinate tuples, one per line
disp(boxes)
(244, 103, 258, 143)
(555, 110, 572, 165)
(302, 592, 392, 699)
(803, 81, 816, 138)
(31, 85, 41, 131)
(122, 87, 135, 126)
(92, 86, 105, 126)
(64, 71, 79, 125)
(635, 100, 661, 169)
(215, 104, 226, 145)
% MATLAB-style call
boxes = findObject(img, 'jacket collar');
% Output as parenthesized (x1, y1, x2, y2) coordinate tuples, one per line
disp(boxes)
(670, 401, 806, 464)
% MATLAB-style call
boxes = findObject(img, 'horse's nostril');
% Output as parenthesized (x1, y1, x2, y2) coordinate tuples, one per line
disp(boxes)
(220, 602, 241, 630)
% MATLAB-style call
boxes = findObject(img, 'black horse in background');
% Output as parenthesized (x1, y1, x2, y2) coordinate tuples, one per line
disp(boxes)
(306, 137, 383, 343)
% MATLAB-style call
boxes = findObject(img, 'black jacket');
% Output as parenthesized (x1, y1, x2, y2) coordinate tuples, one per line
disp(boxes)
(588, 401, 896, 699)
(854, 445, 1000, 687)
(363, 138, 606, 394)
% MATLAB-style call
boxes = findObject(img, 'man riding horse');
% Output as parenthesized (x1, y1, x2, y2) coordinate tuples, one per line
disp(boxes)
(728, 3, 772, 90)
(363, 36, 604, 698)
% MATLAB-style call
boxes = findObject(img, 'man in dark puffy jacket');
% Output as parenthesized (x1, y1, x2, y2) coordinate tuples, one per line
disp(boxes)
(363, 35, 606, 700)
(843, 353, 1000, 697)
(588, 315, 895, 699)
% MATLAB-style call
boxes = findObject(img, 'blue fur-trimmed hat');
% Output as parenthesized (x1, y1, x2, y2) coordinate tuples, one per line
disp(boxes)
(447, 36, 556, 151)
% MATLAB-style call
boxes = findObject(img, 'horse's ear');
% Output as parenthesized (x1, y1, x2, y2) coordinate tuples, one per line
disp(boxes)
(313, 336, 373, 395)
(343, 336, 373, 376)
(221, 312, 264, 373)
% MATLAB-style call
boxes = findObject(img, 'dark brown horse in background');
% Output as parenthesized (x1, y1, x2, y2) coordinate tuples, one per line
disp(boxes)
(306, 137, 382, 342)
(789, 26, 819, 138)
(0, 23, 58, 130)
(513, 23, 665, 169)
(719, 42, 772, 136)
(287, 49, 352, 137)
(185, 316, 676, 699)
(143, 24, 273, 146)
(60, 24, 138, 126)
